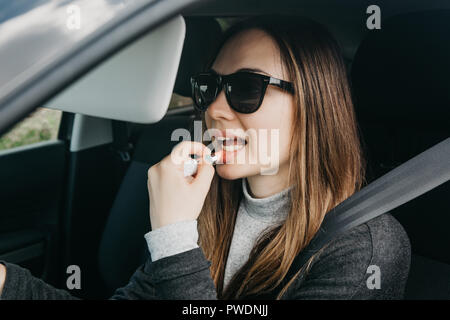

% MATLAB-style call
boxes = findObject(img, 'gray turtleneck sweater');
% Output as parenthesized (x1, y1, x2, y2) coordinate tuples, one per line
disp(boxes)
(144, 177, 292, 289)
(0, 178, 411, 299)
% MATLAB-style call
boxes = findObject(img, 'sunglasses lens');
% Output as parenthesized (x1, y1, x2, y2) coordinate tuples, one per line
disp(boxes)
(227, 73, 264, 113)
(192, 74, 218, 110)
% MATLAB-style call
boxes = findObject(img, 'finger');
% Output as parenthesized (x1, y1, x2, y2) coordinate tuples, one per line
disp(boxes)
(171, 141, 211, 166)
(176, 141, 211, 159)
(203, 148, 223, 165)
(193, 155, 215, 182)
(194, 148, 223, 181)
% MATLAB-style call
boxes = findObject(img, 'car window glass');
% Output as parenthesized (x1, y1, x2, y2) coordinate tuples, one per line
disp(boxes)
(168, 93, 193, 109)
(0, 108, 62, 151)
(0, 0, 153, 99)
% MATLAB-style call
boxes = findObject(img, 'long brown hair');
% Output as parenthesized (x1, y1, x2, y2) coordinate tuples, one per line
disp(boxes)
(196, 15, 366, 299)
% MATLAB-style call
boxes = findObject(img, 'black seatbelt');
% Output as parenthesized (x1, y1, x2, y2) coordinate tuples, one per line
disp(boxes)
(279, 137, 450, 291)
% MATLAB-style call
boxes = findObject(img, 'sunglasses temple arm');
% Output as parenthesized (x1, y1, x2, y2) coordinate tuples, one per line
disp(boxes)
(269, 77, 294, 93)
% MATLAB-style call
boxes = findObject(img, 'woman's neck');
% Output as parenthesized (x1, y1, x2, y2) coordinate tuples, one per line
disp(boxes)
(245, 163, 291, 198)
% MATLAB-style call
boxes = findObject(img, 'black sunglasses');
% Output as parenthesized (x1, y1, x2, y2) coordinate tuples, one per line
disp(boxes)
(190, 70, 294, 114)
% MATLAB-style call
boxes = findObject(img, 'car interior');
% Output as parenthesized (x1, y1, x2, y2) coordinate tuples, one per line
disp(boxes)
(0, 0, 449, 299)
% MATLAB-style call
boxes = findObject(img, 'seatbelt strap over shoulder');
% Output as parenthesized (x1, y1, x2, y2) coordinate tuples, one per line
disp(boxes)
(283, 137, 450, 287)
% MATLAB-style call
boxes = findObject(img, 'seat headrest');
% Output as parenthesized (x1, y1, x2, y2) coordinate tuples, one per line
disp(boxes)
(351, 10, 450, 122)
(173, 17, 222, 97)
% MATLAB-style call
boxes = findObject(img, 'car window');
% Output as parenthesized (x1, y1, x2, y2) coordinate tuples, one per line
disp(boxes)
(168, 93, 193, 109)
(0, 0, 151, 99)
(167, 18, 232, 110)
(0, 107, 62, 151)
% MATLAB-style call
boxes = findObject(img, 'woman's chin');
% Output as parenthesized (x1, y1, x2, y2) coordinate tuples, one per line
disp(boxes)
(215, 163, 259, 180)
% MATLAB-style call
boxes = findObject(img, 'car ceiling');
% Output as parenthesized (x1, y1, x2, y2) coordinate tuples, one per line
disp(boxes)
(184, 0, 450, 59)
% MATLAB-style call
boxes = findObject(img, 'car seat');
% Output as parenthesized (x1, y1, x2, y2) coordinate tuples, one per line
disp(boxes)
(351, 10, 450, 299)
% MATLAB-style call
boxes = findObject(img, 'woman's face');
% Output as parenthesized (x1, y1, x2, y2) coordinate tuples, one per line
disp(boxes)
(205, 28, 295, 181)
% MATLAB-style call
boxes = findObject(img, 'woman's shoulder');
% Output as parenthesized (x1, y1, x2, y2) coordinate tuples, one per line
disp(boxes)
(334, 212, 411, 262)
(364, 213, 412, 260)
(317, 213, 411, 264)
(285, 213, 411, 299)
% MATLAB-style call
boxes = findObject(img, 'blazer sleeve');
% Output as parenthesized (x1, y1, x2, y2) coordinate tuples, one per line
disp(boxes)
(0, 261, 80, 300)
(0, 247, 217, 300)
(124, 247, 218, 300)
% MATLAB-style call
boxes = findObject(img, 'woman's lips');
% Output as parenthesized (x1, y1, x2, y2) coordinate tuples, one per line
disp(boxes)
(222, 140, 246, 152)
(215, 141, 246, 164)
(211, 133, 248, 164)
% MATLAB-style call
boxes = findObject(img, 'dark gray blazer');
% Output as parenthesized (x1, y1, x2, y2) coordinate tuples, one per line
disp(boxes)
(0, 213, 411, 300)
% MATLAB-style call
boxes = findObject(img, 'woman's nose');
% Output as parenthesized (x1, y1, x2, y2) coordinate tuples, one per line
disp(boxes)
(206, 90, 235, 121)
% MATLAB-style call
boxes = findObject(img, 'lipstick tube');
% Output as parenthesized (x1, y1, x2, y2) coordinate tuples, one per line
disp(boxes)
(183, 153, 218, 177)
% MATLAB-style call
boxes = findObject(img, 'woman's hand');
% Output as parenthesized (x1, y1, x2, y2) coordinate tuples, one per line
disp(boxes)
(0, 263, 6, 296)
(147, 141, 220, 230)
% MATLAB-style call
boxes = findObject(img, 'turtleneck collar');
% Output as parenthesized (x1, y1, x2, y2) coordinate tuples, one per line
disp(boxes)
(241, 177, 293, 222)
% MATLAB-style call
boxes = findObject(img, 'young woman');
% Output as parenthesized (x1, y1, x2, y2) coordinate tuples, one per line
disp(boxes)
(0, 15, 411, 300)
